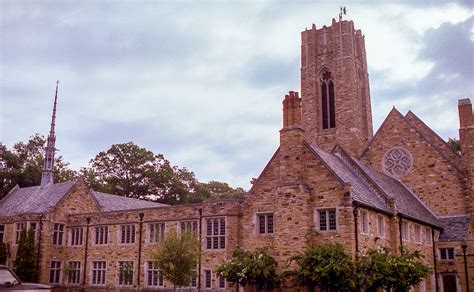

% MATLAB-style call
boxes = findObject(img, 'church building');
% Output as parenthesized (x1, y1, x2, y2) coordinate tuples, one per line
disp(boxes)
(0, 18, 472, 292)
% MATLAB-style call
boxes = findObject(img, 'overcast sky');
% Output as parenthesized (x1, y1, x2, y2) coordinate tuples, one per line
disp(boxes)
(1, 1, 473, 190)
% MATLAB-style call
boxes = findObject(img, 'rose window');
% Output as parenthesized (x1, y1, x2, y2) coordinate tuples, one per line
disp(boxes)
(382, 147, 413, 177)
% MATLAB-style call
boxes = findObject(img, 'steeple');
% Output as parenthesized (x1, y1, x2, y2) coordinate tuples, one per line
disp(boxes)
(41, 80, 59, 186)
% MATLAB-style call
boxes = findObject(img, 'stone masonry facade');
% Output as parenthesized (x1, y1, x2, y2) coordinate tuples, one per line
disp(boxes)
(1, 18, 473, 292)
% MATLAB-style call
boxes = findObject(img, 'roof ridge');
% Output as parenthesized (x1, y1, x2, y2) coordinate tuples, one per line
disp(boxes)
(393, 179, 439, 221)
(304, 141, 347, 186)
(248, 148, 280, 194)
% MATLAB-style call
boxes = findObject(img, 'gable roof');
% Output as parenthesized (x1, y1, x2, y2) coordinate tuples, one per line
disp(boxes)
(0, 180, 76, 217)
(306, 142, 392, 214)
(91, 191, 168, 212)
(438, 215, 470, 241)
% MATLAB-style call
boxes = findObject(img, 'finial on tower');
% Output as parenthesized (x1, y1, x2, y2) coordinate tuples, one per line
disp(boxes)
(339, 6, 347, 21)
(41, 81, 60, 186)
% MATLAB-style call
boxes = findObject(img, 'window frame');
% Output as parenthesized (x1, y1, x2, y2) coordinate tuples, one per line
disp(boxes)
(119, 224, 136, 245)
(69, 227, 84, 246)
(117, 260, 134, 287)
(376, 214, 385, 238)
(94, 225, 109, 245)
(91, 260, 107, 286)
(401, 220, 410, 241)
(439, 247, 455, 261)
(179, 220, 198, 235)
(145, 260, 164, 287)
(205, 217, 226, 250)
(204, 269, 212, 289)
(256, 213, 274, 235)
(316, 208, 338, 232)
(66, 261, 81, 285)
(53, 223, 65, 246)
(14, 221, 37, 244)
(360, 210, 369, 235)
(414, 224, 421, 243)
(0, 224, 4, 242)
(320, 68, 336, 130)
(148, 222, 165, 244)
(49, 261, 62, 284)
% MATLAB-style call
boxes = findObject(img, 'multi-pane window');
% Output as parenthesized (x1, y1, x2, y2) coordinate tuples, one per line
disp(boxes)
(401, 221, 409, 241)
(149, 223, 165, 243)
(145, 261, 164, 287)
(0, 225, 5, 242)
(70, 228, 83, 246)
(425, 227, 432, 245)
(15, 222, 26, 244)
(258, 213, 273, 234)
(320, 69, 336, 129)
(206, 218, 225, 249)
(318, 209, 337, 231)
(91, 261, 106, 285)
(414, 224, 421, 243)
(66, 261, 81, 284)
(190, 274, 197, 287)
(95, 226, 108, 245)
(377, 215, 384, 237)
(49, 261, 62, 284)
(205, 270, 212, 288)
(218, 275, 226, 289)
(180, 221, 198, 234)
(53, 223, 65, 245)
(439, 248, 455, 260)
(120, 225, 136, 244)
(118, 261, 134, 286)
(360, 210, 369, 234)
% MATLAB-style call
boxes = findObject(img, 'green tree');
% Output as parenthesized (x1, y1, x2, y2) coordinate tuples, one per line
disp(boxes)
(356, 248, 431, 292)
(152, 230, 200, 291)
(290, 243, 355, 292)
(14, 227, 37, 282)
(0, 241, 8, 265)
(217, 248, 279, 291)
(0, 134, 77, 199)
(447, 138, 461, 154)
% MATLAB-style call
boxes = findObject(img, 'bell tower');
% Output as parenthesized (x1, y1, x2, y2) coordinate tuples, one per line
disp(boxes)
(300, 18, 373, 156)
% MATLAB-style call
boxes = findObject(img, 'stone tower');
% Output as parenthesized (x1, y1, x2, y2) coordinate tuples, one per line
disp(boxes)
(301, 19, 373, 156)
(40, 81, 59, 186)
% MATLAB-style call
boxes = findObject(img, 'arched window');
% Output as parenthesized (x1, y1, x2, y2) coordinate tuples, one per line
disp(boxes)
(320, 69, 336, 129)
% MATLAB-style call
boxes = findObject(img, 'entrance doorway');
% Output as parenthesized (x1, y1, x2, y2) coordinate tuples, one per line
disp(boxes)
(442, 274, 457, 292)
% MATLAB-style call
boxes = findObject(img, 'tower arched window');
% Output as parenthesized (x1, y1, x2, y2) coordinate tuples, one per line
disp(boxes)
(320, 69, 336, 129)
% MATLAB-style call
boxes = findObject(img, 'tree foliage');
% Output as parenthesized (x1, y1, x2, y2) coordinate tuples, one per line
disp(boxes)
(356, 248, 431, 292)
(447, 137, 461, 154)
(290, 243, 355, 291)
(216, 248, 279, 291)
(14, 227, 37, 282)
(0, 241, 8, 265)
(0, 134, 77, 199)
(152, 230, 200, 291)
(81, 142, 245, 204)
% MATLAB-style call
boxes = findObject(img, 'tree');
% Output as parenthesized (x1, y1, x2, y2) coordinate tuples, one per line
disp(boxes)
(0, 134, 77, 199)
(14, 227, 37, 282)
(447, 138, 461, 154)
(0, 241, 8, 265)
(152, 230, 200, 291)
(290, 243, 355, 292)
(217, 248, 280, 291)
(356, 248, 431, 292)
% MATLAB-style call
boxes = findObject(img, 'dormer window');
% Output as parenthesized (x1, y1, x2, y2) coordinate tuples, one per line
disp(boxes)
(320, 69, 336, 129)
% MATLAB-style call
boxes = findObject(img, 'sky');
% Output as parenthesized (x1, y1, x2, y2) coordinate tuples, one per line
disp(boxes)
(1, 1, 473, 190)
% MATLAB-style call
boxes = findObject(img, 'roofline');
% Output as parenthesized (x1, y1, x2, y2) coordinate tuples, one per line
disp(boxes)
(0, 184, 20, 205)
(397, 213, 443, 229)
(353, 201, 393, 216)
(248, 148, 280, 193)
(304, 140, 348, 187)
(48, 179, 89, 214)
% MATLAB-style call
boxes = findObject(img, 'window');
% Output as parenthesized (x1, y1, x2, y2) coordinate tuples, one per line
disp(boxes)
(414, 224, 421, 243)
(94, 226, 108, 245)
(180, 221, 198, 234)
(118, 261, 134, 286)
(190, 274, 197, 287)
(145, 261, 163, 287)
(377, 215, 384, 237)
(205, 270, 212, 288)
(120, 225, 136, 244)
(206, 218, 225, 249)
(320, 68, 336, 129)
(218, 275, 226, 289)
(66, 261, 81, 284)
(149, 223, 165, 243)
(258, 213, 274, 234)
(318, 209, 337, 231)
(70, 227, 83, 246)
(15, 222, 26, 244)
(425, 227, 432, 245)
(91, 261, 106, 285)
(53, 223, 65, 245)
(49, 261, 62, 284)
(439, 248, 455, 260)
(0, 225, 4, 242)
(360, 210, 369, 234)
(401, 221, 409, 241)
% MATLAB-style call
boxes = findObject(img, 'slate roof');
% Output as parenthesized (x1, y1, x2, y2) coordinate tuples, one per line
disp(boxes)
(307, 143, 391, 213)
(354, 160, 440, 227)
(0, 180, 76, 217)
(438, 215, 470, 241)
(91, 191, 167, 212)
(306, 142, 440, 227)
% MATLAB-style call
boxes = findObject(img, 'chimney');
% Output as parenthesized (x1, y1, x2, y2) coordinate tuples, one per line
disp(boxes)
(279, 91, 304, 183)
(458, 98, 473, 156)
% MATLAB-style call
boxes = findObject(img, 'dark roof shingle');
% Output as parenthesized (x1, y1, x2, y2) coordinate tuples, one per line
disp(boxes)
(92, 191, 167, 212)
(438, 215, 470, 241)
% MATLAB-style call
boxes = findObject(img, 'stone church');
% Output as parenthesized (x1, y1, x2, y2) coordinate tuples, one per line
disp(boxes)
(0, 18, 472, 292)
